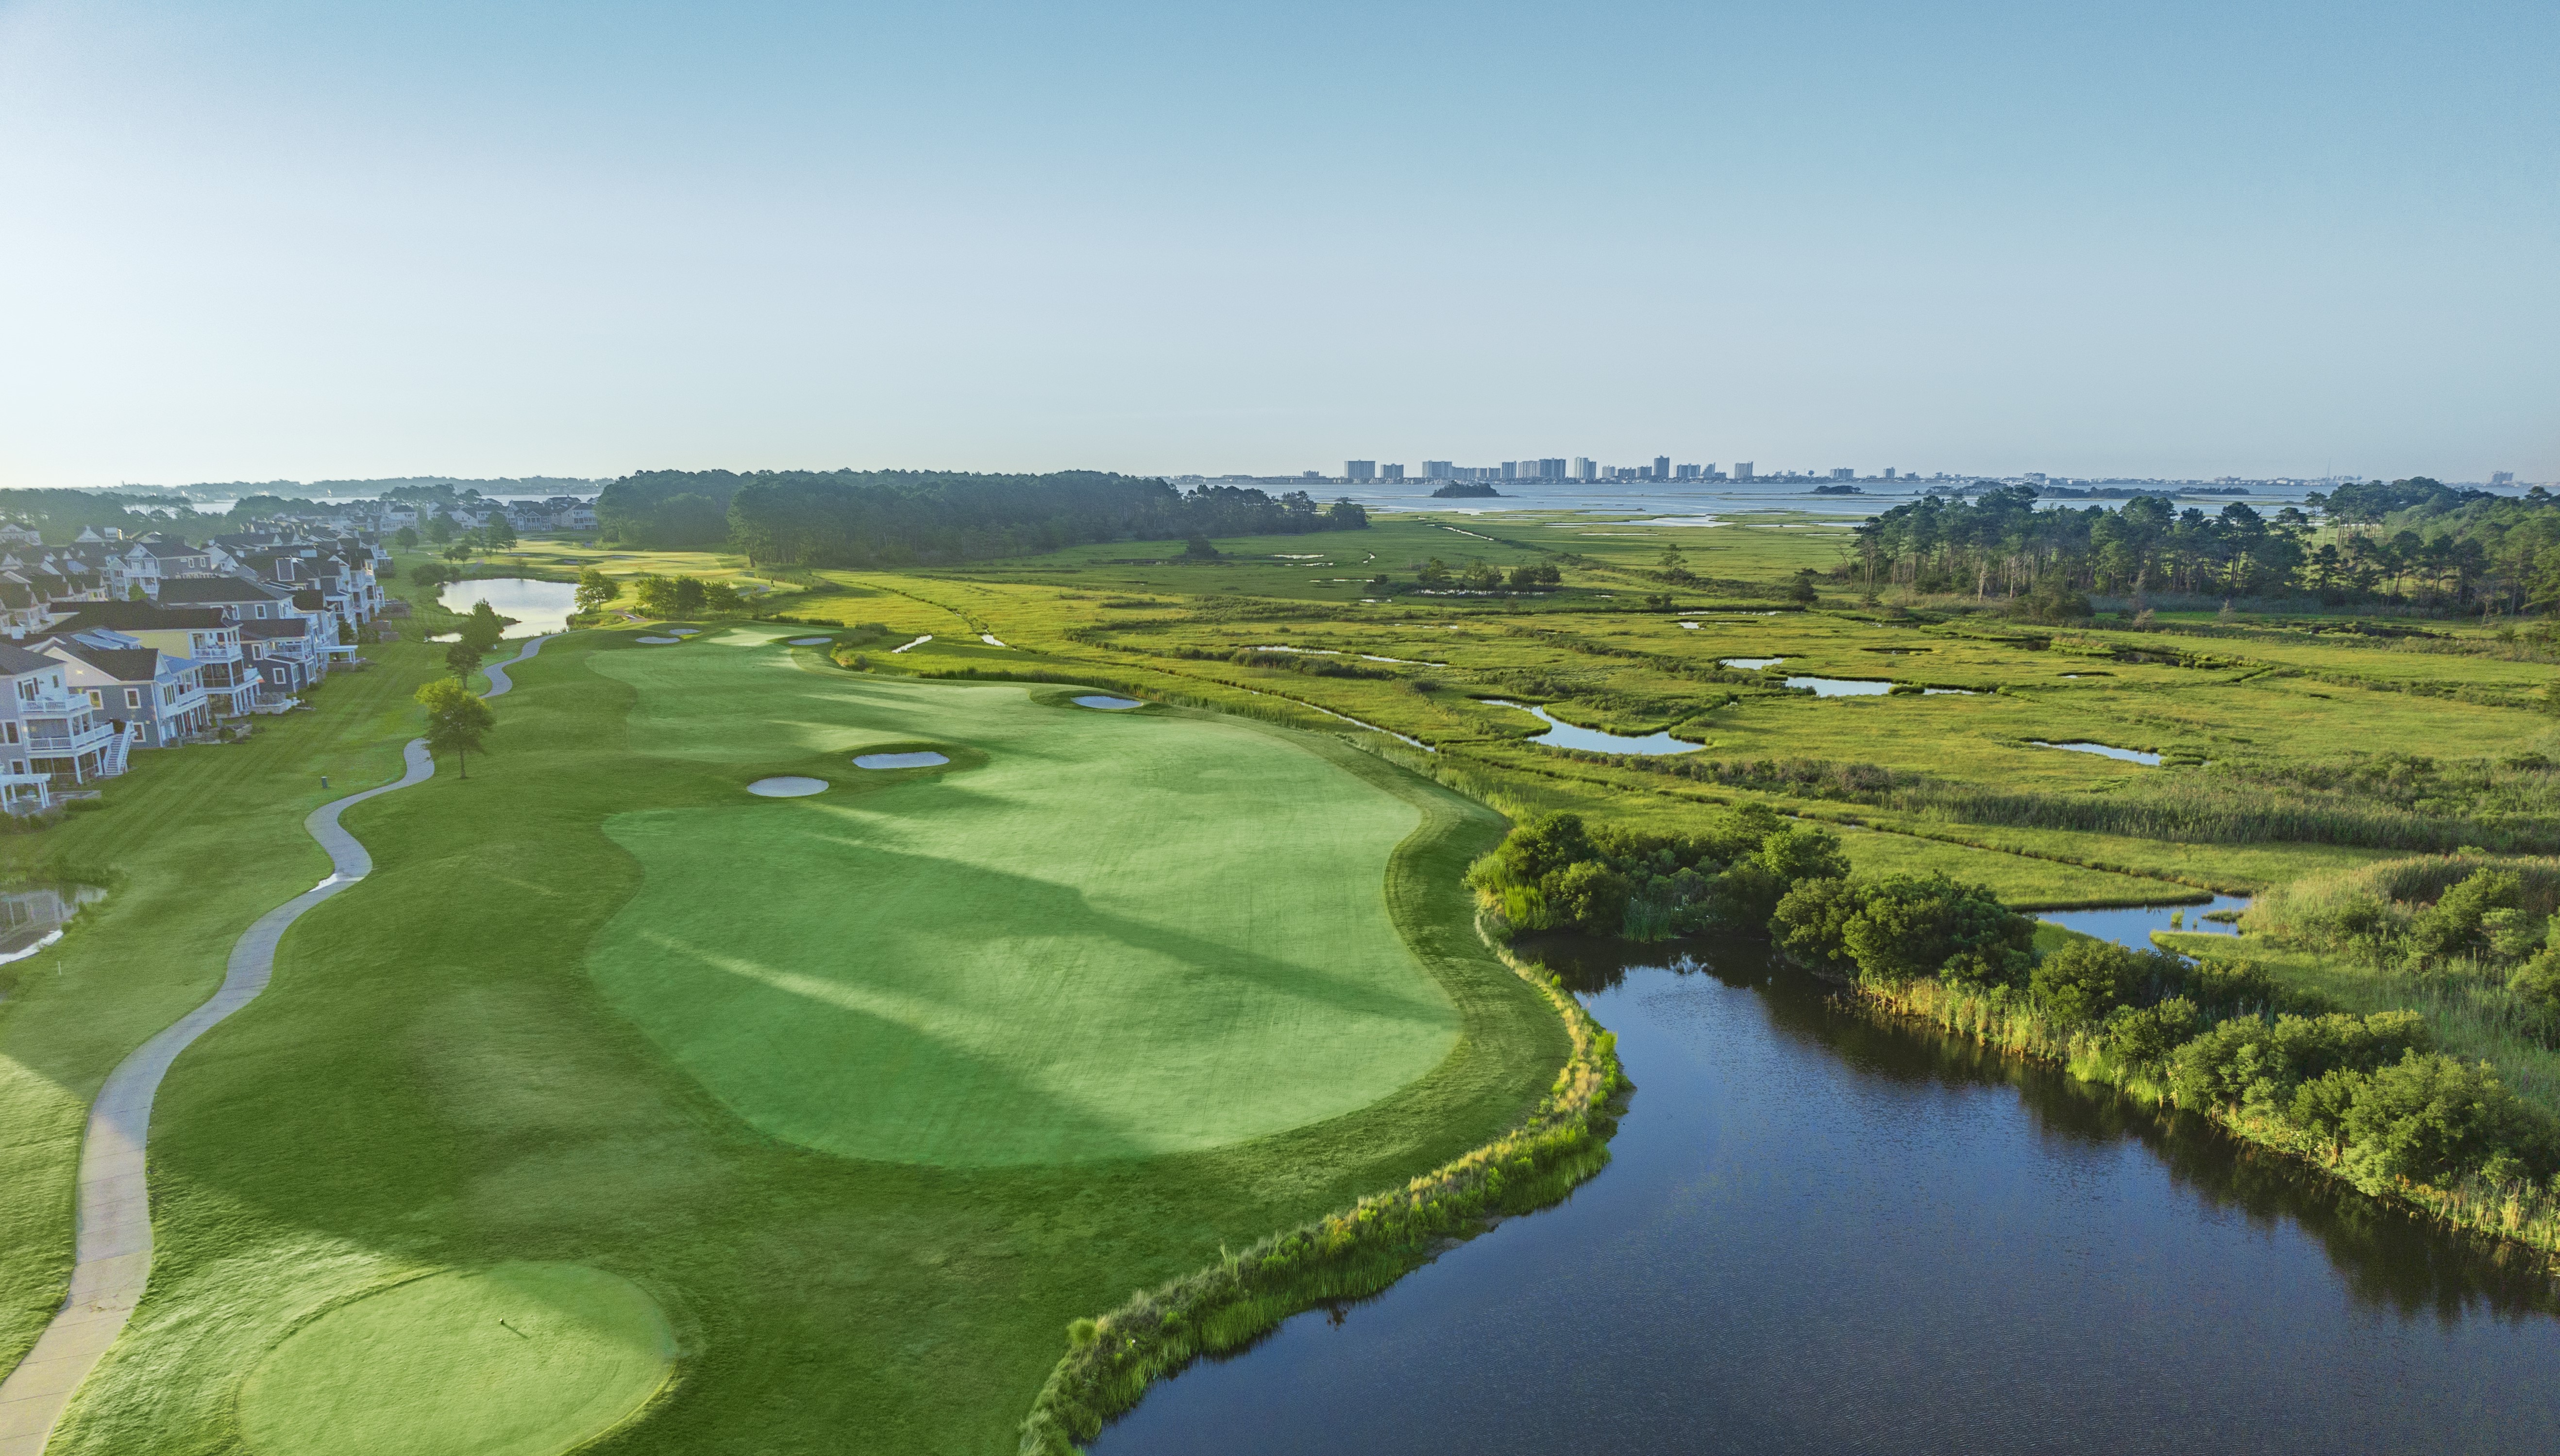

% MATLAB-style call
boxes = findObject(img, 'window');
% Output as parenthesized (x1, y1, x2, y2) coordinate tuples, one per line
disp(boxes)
(85, 690, 101, 709)
(125, 688, 140, 708)
(2, 723, 15, 744)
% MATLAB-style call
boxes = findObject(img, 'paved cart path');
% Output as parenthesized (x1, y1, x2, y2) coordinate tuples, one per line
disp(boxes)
(0, 636, 551, 1455)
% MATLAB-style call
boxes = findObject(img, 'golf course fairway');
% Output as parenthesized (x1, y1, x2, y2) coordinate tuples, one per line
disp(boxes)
(586, 633, 1458, 1165)
(8, 624, 1566, 1455)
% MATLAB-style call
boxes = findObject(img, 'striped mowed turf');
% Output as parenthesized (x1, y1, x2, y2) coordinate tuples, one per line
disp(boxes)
(584, 628, 1460, 1165)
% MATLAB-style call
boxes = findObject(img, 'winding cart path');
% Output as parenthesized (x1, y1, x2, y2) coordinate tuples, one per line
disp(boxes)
(0, 636, 550, 1454)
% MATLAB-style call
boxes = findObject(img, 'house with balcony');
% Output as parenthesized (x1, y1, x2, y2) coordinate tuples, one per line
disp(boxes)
(43, 602, 260, 719)
(0, 642, 125, 787)
(39, 631, 212, 749)
(109, 536, 215, 600)
(240, 618, 320, 703)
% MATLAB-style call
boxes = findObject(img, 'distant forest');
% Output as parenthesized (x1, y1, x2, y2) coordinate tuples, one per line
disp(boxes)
(597, 469, 1370, 566)
(1854, 478, 2560, 612)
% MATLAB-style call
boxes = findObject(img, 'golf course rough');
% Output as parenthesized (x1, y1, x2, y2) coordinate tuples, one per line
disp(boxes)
(583, 627, 1463, 1167)
(235, 1262, 675, 1456)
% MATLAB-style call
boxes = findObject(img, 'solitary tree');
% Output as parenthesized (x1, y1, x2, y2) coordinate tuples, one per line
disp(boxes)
(393, 525, 420, 551)
(463, 601, 506, 651)
(415, 679, 495, 778)
(425, 515, 454, 545)
(573, 567, 617, 615)
(445, 638, 484, 681)
(483, 513, 518, 550)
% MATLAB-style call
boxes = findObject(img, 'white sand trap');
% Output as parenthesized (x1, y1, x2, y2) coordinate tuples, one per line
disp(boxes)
(1074, 696, 1142, 710)
(891, 635, 932, 653)
(980, 633, 1007, 646)
(636, 636, 680, 644)
(855, 752, 949, 770)
(748, 776, 829, 797)
(670, 628, 701, 636)
(787, 636, 833, 646)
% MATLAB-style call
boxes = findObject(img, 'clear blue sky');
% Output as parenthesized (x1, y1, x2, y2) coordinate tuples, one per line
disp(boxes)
(1, 0, 2551, 486)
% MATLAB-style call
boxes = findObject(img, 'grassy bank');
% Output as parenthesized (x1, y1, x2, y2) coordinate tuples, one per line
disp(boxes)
(1017, 922, 1625, 1455)
(1854, 965, 2560, 1268)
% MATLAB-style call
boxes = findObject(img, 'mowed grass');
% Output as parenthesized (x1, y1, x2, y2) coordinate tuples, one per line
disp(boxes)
(235, 1262, 675, 1456)
(584, 633, 1456, 1165)
(36, 624, 1566, 1454)
(0, 647, 437, 1376)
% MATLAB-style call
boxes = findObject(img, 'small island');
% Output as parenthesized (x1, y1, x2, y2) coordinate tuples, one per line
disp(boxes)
(1812, 483, 1863, 495)
(1430, 482, 1502, 498)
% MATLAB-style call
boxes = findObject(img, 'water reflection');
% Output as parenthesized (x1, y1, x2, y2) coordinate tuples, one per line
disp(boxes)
(1095, 931, 2560, 1455)
(0, 884, 104, 967)
(433, 577, 580, 638)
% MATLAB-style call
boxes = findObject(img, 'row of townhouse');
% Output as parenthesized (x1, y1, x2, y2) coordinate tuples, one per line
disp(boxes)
(0, 523, 397, 809)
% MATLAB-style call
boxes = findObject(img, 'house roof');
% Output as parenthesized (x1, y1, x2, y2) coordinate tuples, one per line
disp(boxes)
(0, 643, 58, 675)
(127, 539, 204, 560)
(47, 642, 164, 683)
(48, 602, 228, 631)
(240, 619, 310, 640)
(156, 577, 292, 605)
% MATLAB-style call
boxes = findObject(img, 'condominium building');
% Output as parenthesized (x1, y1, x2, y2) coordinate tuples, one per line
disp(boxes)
(1734, 462, 1755, 482)
(1343, 460, 1377, 482)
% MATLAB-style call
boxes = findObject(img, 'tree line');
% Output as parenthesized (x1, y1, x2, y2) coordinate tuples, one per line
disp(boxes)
(1852, 478, 2560, 613)
(594, 469, 1369, 565)
(1472, 810, 2560, 1217)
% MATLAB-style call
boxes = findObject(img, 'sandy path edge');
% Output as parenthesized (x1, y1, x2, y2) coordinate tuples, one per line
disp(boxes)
(0, 635, 551, 1454)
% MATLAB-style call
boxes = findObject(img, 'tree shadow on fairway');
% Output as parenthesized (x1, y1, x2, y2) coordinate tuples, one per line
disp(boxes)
(590, 818, 1458, 1166)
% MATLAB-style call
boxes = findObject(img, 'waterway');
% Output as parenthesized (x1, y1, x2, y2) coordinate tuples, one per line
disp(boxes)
(433, 577, 580, 638)
(1094, 926, 2560, 1454)
(1485, 701, 1699, 755)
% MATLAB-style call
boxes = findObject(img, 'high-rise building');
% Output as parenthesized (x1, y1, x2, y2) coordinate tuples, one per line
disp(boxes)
(1884, 468, 1897, 481)
(1675, 463, 1701, 481)
(1572, 456, 1596, 481)
(1382, 464, 1405, 482)
(1653, 455, 1670, 480)
(1734, 462, 1755, 482)
(1538, 458, 1566, 480)
(1423, 460, 1453, 480)
(1831, 468, 1854, 481)
(2493, 471, 2516, 486)
(1500, 461, 1520, 481)
(1344, 460, 1377, 482)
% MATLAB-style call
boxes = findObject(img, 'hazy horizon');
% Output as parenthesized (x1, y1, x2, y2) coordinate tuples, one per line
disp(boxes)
(3, 0, 2551, 488)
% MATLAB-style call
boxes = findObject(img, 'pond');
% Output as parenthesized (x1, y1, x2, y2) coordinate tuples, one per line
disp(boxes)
(433, 577, 580, 638)
(0, 884, 105, 968)
(2032, 739, 2162, 766)
(1093, 931, 2560, 1455)
(1484, 701, 1699, 755)
(2041, 893, 2249, 944)
(1785, 675, 1892, 697)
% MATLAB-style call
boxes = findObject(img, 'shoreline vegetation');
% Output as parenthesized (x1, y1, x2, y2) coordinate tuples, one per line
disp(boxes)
(1016, 920, 1627, 1456)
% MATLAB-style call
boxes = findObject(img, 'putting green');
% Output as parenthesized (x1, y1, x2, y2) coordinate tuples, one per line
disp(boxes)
(583, 629, 1462, 1166)
(236, 1263, 674, 1456)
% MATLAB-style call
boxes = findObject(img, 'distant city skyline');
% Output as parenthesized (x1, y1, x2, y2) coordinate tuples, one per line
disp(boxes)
(1, 1, 2552, 487)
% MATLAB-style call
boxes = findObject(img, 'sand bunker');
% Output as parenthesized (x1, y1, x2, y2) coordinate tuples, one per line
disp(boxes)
(747, 777, 830, 797)
(787, 636, 833, 646)
(1073, 696, 1142, 710)
(854, 752, 950, 770)
(669, 629, 700, 637)
(636, 636, 680, 645)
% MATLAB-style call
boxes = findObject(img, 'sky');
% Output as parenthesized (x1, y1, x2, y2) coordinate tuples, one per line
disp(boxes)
(0, 0, 2552, 487)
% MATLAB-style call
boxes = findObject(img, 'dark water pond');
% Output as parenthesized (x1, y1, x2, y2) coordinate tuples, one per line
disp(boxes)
(1094, 934, 2560, 1454)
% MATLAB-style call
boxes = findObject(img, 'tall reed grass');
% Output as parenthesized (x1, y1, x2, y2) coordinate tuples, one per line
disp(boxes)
(1864, 975, 2560, 1268)
(1016, 926, 1627, 1456)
